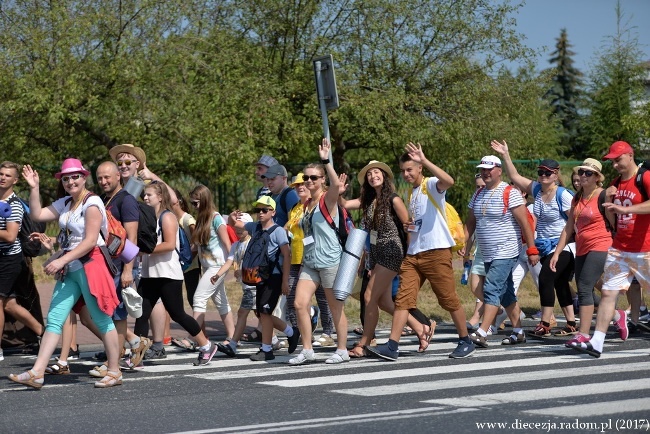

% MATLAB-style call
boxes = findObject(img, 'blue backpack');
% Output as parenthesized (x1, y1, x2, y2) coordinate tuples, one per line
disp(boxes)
(532, 184, 574, 221)
(158, 210, 192, 271)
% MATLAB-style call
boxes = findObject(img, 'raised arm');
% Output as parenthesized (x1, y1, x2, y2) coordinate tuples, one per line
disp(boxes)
(319, 138, 340, 215)
(491, 140, 533, 195)
(405, 142, 454, 192)
(21, 165, 58, 222)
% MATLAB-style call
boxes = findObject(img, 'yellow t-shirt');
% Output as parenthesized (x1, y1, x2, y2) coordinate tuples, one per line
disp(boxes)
(286, 202, 304, 265)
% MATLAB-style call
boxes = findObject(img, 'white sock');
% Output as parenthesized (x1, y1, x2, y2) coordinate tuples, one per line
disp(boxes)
(58, 360, 68, 367)
(284, 325, 293, 336)
(128, 337, 141, 349)
(590, 331, 606, 352)
(261, 344, 272, 352)
(199, 342, 211, 352)
(477, 328, 488, 337)
(335, 348, 347, 356)
(302, 349, 314, 356)
(513, 328, 522, 334)
(272, 335, 279, 345)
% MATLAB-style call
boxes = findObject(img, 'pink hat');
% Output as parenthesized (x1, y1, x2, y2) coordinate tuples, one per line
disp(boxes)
(55, 158, 90, 179)
(603, 141, 634, 160)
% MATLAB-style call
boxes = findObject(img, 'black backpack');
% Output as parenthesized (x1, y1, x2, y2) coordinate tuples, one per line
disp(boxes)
(136, 202, 157, 254)
(240, 223, 280, 286)
(7, 196, 46, 257)
(612, 161, 649, 202)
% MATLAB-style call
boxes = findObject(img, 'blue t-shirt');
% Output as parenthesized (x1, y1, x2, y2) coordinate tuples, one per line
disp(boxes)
(271, 187, 300, 227)
(244, 222, 289, 274)
(102, 189, 139, 224)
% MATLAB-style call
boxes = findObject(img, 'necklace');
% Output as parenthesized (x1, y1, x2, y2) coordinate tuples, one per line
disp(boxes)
(574, 188, 598, 223)
(480, 184, 500, 216)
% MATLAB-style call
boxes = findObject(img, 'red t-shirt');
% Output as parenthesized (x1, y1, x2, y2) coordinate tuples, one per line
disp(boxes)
(612, 171, 650, 252)
(574, 191, 612, 256)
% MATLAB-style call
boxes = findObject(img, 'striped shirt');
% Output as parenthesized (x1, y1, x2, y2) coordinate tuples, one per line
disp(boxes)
(0, 193, 24, 255)
(469, 182, 523, 262)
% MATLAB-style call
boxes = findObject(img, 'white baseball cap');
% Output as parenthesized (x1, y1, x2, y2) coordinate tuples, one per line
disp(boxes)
(121, 286, 143, 318)
(476, 155, 502, 169)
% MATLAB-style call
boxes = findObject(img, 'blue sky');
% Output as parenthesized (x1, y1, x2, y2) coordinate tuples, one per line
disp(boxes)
(511, 0, 650, 73)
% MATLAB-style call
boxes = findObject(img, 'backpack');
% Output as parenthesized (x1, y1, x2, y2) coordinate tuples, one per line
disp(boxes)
(532, 184, 574, 221)
(158, 210, 192, 271)
(388, 193, 408, 256)
(266, 187, 290, 216)
(315, 194, 354, 248)
(596, 190, 615, 234)
(612, 162, 649, 202)
(6, 196, 47, 257)
(102, 209, 127, 258)
(502, 185, 536, 243)
(240, 223, 280, 286)
(410, 177, 464, 252)
(136, 202, 157, 254)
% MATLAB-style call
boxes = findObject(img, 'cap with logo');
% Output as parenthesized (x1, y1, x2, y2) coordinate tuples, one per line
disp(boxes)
(476, 156, 502, 169)
(252, 196, 276, 210)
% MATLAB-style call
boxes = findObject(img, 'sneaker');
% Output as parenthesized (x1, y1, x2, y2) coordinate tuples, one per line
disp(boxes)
(565, 334, 590, 348)
(89, 363, 108, 378)
(325, 351, 350, 364)
(130, 338, 152, 368)
(163, 336, 172, 346)
(0, 349, 4, 362)
(312, 334, 335, 348)
(289, 349, 315, 365)
(310, 305, 320, 334)
(468, 332, 488, 348)
(639, 306, 649, 322)
(250, 349, 274, 361)
(501, 331, 526, 345)
(144, 347, 166, 360)
(287, 327, 301, 354)
(532, 310, 542, 321)
(531, 322, 551, 337)
(449, 340, 475, 358)
(365, 342, 398, 361)
(67, 347, 80, 360)
(486, 325, 497, 336)
(217, 342, 236, 357)
(637, 321, 650, 333)
(93, 351, 107, 361)
(193, 342, 218, 366)
(615, 309, 629, 341)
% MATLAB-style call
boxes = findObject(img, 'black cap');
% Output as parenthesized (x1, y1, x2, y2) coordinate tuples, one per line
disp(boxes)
(538, 159, 560, 170)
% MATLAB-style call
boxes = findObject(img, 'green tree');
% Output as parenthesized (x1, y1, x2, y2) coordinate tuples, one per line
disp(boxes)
(545, 29, 584, 158)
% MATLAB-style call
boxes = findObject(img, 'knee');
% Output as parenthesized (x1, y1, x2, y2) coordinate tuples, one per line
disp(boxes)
(294, 298, 309, 313)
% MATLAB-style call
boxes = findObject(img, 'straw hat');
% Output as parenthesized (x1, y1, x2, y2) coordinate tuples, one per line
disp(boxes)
(573, 158, 605, 182)
(108, 144, 147, 165)
(357, 160, 394, 184)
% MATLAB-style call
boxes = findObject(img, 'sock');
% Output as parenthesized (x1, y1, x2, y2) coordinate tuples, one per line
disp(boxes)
(335, 348, 347, 356)
(152, 341, 163, 351)
(541, 321, 550, 327)
(58, 360, 68, 367)
(272, 335, 279, 345)
(387, 339, 399, 351)
(199, 342, 211, 352)
(513, 328, 522, 335)
(476, 328, 487, 337)
(567, 320, 577, 327)
(302, 348, 314, 356)
(128, 337, 141, 349)
(261, 344, 272, 352)
(283, 325, 294, 337)
(590, 331, 606, 353)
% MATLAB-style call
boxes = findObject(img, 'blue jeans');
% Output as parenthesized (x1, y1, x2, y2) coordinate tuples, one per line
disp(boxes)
(483, 257, 518, 308)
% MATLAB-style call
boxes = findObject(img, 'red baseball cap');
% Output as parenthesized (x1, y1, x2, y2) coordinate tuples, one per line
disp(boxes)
(603, 141, 634, 160)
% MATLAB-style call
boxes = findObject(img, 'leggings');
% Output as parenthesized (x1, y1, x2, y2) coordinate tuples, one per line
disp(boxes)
(184, 268, 201, 307)
(46, 268, 114, 335)
(538, 251, 574, 308)
(192, 265, 231, 314)
(286, 264, 333, 335)
(134, 277, 201, 337)
(574, 251, 607, 306)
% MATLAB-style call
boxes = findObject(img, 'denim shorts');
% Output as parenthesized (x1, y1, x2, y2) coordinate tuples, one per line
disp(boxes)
(240, 285, 257, 310)
(483, 256, 518, 308)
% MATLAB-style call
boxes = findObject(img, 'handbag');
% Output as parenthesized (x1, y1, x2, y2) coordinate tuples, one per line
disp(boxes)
(43, 250, 67, 281)
(99, 245, 119, 276)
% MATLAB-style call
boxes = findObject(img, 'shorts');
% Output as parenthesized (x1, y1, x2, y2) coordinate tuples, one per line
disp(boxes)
(602, 248, 650, 292)
(0, 253, 25, 298)
(471, 250, 486, 277)
(394, 248, 461, 312)
(256, 274, 283, 315)
(299, 264, 338, 289)
(483, 257, 518, 307)
(240, 285, 257, 310)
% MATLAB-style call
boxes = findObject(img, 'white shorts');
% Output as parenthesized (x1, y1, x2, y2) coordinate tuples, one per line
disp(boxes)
(602, 248, 650, 292)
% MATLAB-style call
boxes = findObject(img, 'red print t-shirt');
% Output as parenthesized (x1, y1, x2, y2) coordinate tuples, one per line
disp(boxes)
(612, 171, 650, 252)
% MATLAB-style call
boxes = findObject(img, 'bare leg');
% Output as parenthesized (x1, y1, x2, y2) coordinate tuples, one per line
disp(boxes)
(219, 311, 235, 339)
(150, 302, 166, 342)
(294, 279, 318, 350)
(232, 308, 251, 341)
(3, 297, 44, 336)
(323, 288, 348, 351)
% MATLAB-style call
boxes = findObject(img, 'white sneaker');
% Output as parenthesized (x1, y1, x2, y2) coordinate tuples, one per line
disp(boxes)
(312, 334, 335, 347)
(486, 325, 497, 336)
(0, 349, 4, 362)
(325, 350, 350, 364)
(289, 350, 316, 365)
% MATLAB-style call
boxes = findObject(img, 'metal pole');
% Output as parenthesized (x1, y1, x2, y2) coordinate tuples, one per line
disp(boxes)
(314, 60, 332, 163)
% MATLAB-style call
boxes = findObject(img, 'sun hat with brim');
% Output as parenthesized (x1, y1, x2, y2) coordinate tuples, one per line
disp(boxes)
(290, 172, 305, 188)
(357, 160, 394, 185)
(476, 155, 502, 169)
(108, 144, 147, 165)
(574, 158, 605, 182)
(252, 196, 276, 210)
(54, 158, 90, 179)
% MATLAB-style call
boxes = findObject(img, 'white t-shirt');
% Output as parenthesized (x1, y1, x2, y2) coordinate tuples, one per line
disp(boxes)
(531, 181, 573, 239)
(141, 211, 183, 280)
(469, 182, 523, 262)
(52, 194, 107, 250)
(407, 177, 455, 255)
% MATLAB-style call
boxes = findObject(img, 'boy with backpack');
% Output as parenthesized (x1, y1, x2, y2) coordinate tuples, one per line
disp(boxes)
(228, 197, 299, 361)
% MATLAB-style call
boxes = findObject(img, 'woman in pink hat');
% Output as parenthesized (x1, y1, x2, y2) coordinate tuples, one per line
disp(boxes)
(9, 158, 122, 389)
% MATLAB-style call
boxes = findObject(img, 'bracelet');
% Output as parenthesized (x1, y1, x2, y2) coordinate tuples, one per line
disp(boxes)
(526, 246, 539, 256)
(321, 159, 330, 165)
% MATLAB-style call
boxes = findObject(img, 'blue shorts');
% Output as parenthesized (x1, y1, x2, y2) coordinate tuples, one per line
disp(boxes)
(483, 257, 518, 308)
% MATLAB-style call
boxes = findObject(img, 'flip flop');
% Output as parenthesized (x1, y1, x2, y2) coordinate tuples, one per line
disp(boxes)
(570, 341, 601, 358)
(348, 346, 367, 358)
(353, 327, 364, 336)
(417, 320, 437, 353)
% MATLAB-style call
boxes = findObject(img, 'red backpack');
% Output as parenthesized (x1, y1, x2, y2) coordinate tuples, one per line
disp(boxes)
(473, 185, 535, 243)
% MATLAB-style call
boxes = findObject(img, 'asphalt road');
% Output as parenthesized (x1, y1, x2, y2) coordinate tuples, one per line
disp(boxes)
(1, 322, 650, 434)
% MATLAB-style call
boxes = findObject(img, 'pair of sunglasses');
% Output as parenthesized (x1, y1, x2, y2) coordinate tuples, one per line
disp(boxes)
(117, 160, 134, 167)
(255, 208, 273, 214)
(302, 174, 323, 182)
(578, 169, 595, 177)
(61, 174, 83, 182)
(537, 169, 556, 177)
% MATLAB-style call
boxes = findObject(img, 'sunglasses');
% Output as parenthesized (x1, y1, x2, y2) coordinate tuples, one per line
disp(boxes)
(117, 160, 134, 167)
(255, 208, 273, 214)
(190, 200, 200, 206)
(61, 174, 83, 182)
(537, 169, 556, 177)
(302, 174, 323, 182)
(578, 169, 595, 177)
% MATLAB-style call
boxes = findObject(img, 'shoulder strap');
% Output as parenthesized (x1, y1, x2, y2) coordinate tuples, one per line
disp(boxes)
(278, 187, 290, 214)
(318, 194, 337, 230)
(532, 183, 542, 199)
(502, 185, 512, 214)
(635, 167, 649, 201)
(419, 177, 447, 222)
(555, 187, 570, 221)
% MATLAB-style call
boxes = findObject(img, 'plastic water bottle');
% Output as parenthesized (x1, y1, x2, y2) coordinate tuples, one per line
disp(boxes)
(460, 260, 472, 285)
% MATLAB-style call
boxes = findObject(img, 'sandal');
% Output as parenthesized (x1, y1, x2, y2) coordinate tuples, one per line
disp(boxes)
(348, 345, 368, 358)
(8, 369, 44, 389)
(401, 326, 416, 336)
(417, 320, 437, 353)
(171, 337, 197, 351)
(554, 324, 578, 336)
(45, 361, 70, 375)
(353, 327, 364, 336)
(531, 322, 551, 337)
(241, 329, 262, 343)
(94, 370, 123, 388)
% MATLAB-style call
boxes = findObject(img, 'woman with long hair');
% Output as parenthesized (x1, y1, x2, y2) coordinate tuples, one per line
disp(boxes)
(289, 139, 349, 365)
(492, 140, 577, 337)
(188, 185, 234, 339)
(10, 159, 121, 388)
(550, 159, 613, 345)
(133, 182, 218, 366)
(341, 161, 434, 357)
